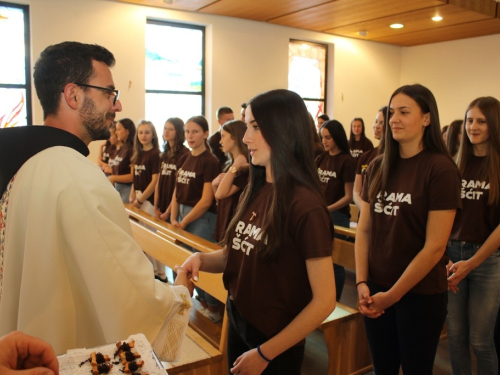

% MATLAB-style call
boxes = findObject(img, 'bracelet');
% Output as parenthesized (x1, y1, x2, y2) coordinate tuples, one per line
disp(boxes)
(355, 281, 368, 289)
(257, 345, 272, 363)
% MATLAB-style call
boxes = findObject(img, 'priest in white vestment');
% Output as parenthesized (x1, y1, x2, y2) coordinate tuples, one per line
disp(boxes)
(0, 41, 192, 358)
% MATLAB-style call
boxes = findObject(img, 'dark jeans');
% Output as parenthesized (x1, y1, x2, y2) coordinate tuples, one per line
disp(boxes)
(226, 297, 304, 375)
(495, 308, 500, 375)
(363, 281, 447, 375)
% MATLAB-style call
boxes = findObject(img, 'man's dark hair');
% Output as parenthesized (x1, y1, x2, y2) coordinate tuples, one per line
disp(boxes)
(216, 106, 233, 120)
(33, 41, 115, 119)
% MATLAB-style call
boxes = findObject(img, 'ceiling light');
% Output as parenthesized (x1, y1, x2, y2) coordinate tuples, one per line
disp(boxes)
(390, 23, 404, 29)
(432, 16, 443, 21)
(358, 31, 368, 37)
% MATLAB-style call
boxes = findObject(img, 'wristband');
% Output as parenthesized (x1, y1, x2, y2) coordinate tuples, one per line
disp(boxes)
(356, 281, 368, 289)
(257, 345, 272, 363)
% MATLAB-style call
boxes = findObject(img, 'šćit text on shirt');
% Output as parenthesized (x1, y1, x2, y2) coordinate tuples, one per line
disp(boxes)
(232, 221, 267, 255)
(317, 168, 336, 184)
(134, 164, 146, 176)
(161, 162, 177, 176)
(374, 191, 412, 217)
(461, 179, 489, 200)
(177, 168, 196, 185)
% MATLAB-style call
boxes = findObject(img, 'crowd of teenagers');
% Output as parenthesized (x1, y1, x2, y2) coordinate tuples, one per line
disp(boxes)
(98, 85, 500, 375)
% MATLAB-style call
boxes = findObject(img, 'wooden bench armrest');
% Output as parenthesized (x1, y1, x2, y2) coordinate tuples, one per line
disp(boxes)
(125, 204, 221, 253)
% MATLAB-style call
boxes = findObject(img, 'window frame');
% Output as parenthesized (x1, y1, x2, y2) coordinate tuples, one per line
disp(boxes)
(0, 1, 32, 126)
(145, 19, 206, 116)
(289, 38, 328, 116)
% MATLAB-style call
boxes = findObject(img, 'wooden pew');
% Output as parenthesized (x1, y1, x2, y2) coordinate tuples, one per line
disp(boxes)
(124, 204, 227, 375)
(323, 225, 373, 375)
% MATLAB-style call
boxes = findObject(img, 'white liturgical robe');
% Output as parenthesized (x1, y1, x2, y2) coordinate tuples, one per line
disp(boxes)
(0, 144, 190, 357)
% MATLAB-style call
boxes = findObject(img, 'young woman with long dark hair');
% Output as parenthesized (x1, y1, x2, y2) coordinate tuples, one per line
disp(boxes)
(108, 118, 135, 202)
(349, 117, 373, 161)
(317, 119, 356, 301)
(181, 89, 335, 375)
(154, 118, 189, 221)
(355, 84, 461, 374)
(446, 97, 500, 374)
(129, 120, 165, 282)
(170, 115, 221, 322)
(212, 120, 249, 242)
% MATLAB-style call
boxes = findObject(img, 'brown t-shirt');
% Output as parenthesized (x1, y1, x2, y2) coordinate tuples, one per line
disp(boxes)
(133, 148, 160, 205)
(356, 147, 379, 176)
(208, 131, 227, 170)
(316, 152, 356, 215)
(109, 144, 132, 176)
(175, 150, 220, 213)
(450, 155, 500, 245)
(361, 149, 461, 294)
(223, 184, 333, 340)
(214, 170, 249, 242)
(350, 138, 374, 160)
(102, 143, 116, 164)
(157, 145, 190, 212)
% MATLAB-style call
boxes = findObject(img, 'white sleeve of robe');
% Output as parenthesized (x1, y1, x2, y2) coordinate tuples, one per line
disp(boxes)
(0, 146, 190, 358)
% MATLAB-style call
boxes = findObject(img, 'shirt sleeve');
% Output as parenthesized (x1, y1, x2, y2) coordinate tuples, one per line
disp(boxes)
(342, 156, 356, 183)
(428, 158, 462, 211)
(203, 156, 221, 183)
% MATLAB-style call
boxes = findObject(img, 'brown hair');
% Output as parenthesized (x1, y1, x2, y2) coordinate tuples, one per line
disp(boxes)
(221, 120, 249, 172)
(456, 97, 500, 205)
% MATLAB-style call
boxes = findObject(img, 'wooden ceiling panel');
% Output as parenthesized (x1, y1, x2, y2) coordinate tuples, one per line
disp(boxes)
(199, 0, 333, 22)
(325, 4, 490, 41)
(268, 0, 446, 31)
(111, 0, 500, 46)
(373, 18, 500, 46)
(115, 0, 216, 12)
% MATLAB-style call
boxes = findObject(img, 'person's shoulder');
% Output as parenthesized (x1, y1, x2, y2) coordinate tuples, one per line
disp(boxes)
(289, 185, 326, 212)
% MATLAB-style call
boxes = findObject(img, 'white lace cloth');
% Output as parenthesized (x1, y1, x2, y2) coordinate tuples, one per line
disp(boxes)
(58, 333, 168, 375)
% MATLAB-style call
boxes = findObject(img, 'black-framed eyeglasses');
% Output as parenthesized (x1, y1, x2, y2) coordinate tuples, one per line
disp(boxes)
(74, 83, 120, 105)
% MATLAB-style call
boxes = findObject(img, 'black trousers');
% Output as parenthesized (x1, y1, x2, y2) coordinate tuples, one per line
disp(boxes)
(226, 297, 304, 375)
(363, 281, 447, 375)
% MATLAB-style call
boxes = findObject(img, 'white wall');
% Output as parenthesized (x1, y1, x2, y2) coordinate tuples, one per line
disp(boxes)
(11, 0, 500, 159)
(12, 0, 399, 137)
(401, 34, 500, 126)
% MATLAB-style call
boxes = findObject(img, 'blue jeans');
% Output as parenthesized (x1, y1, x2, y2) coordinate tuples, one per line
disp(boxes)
(331, 210, 349, 302)
(447, 240, 500, 375)
(179, 204, 219, 307)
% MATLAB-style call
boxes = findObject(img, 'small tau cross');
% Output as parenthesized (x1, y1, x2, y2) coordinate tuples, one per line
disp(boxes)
(177, 294, 191, 316)
(249, 211, 258, 222)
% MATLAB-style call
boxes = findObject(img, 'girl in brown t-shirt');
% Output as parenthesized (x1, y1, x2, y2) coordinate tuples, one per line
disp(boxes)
(181, 90, 335, 375)
(154, 117, 189, 222)
(107, 118, 135, 203)
(353, 107, 387, 211)
(97, 123, 118, 174)
(356, 84, 461, 374)
(130, 120, 165, 282)
(212, 120, 249, 242)
(446, 97, 500, 374)
(317, 119, 356, 302)
(348, 117, 374, 161)
(170, 116, 221, 321)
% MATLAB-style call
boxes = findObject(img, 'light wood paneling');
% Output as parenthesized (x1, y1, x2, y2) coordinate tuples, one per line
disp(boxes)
(268, 0, 446, 31)
(199, 0, 332, 22)
(374, 17, 500, 46)
(325, 4, 490, 41)
(112, 0, 500, 46)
